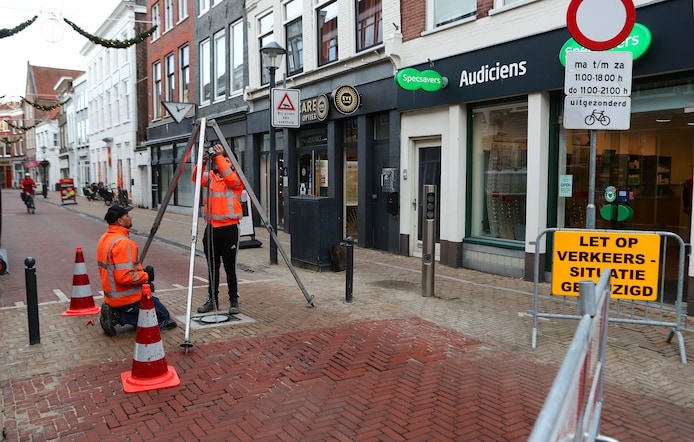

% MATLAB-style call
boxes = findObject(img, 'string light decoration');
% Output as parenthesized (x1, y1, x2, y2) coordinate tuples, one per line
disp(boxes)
(63, 18, 157, 48)
(4, 120, 38, 132)
(0, 16, 38, 39)
(21, 96, 71, 112)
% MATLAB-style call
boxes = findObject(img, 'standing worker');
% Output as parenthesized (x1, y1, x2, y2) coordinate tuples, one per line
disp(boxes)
(192, 144, 245, 315)
(96, 205, 177, 335)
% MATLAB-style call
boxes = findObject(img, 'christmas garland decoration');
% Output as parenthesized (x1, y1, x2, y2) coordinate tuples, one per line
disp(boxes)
(4, 120, 38, 132)
(0, 16, 38, 39)
(21, 96, 71, 112)
(63, 18, 157, 48)
(2, 138, 22, 146)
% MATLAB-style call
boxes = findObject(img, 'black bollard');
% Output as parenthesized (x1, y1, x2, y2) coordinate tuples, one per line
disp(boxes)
(345, 237, 354, 304)
(25, 257, 40, 345)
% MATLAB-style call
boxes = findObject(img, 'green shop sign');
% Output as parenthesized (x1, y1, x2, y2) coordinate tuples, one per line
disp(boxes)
(559, 23, 652, 66)
(395, 68, 446, 92)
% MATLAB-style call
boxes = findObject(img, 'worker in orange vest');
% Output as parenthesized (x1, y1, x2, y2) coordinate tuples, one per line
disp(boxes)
(96, 205, 177, 336)
(192, 143, 245, 315)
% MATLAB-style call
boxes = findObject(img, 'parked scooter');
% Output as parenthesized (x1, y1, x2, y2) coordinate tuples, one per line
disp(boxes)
(98, 185, 115, 206)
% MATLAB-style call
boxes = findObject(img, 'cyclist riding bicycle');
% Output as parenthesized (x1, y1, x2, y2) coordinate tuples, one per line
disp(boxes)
(20, 173, 37, 213)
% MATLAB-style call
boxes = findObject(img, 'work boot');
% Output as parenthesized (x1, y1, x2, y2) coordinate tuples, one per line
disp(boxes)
(100, 303, 117, 336)
(197, 296, 218, 313)
(229, 299, 240, 315)
(159, 317, 178, 330)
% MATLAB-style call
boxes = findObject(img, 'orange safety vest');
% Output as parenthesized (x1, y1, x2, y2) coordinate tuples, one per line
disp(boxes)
(96, 225, 148, 307)
(192, 155, 244, 227)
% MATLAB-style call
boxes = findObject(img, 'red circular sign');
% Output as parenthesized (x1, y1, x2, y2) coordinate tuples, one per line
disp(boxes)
(566, 0, 636, 51)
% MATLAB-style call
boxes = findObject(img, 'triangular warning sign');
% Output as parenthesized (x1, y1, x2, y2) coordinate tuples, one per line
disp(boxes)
(162, 102, 195, 123)
(277, 93, 296, 111)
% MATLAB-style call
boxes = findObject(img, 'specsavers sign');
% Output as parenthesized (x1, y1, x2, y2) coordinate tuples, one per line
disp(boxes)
(552, 231, 660, 300)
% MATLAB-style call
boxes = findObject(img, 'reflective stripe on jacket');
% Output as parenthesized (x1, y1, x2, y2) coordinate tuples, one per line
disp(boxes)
(96, 225, 148, 307)
(192, 155, 245, 228)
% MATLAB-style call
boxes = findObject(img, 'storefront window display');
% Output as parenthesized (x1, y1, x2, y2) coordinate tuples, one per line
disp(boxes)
(558, 79, 694, 240)
(471, 101, 528, 241)
(297, 128, 328, 196)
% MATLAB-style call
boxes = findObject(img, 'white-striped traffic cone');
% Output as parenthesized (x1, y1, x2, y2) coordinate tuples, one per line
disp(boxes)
(120, 284, 180, 393)
(61, 247, 101, 316)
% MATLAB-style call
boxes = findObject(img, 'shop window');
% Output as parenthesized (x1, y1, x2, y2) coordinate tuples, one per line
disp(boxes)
(317, 1, 338, 66)
(471, 101, 528, 241)
(344, 118, 358, 143)
(356, 0, 382, 51)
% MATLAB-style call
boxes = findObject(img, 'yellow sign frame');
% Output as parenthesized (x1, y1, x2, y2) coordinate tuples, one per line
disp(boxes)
(552, 231, 661, 300)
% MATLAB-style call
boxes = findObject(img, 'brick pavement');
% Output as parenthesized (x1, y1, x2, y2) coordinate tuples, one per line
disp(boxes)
(1, 190, 694, 441)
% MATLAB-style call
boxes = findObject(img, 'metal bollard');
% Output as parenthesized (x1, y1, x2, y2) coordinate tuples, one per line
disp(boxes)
(25, 257, 40, 345)
(344, 237, 354, 304)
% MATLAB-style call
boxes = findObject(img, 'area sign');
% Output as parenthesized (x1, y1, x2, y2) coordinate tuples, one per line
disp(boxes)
(551, 230, 661, 300)
(395, 68, 445, 92)
(559, 23, 651, 67)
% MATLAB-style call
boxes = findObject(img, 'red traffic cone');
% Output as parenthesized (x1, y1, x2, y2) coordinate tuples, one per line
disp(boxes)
(121, 284, 180, 393)
(61, 247, 101, 316)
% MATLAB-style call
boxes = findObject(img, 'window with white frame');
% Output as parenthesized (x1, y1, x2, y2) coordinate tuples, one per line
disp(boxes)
(317, 1, 338, 66)
(214, 30, 226, 99)
(230, 20, 244, 93)
(180, 45, 190, 101)
(199, 0, 210, 15)
(495, 0, 524, 7)
(200, 38, 211, 104)
(114, 84, 120, 125)
(166, 53, 175, 104)
(258, 12, 274, 85)
(285, 0, 303, 75)
(356, 0, 382, 51)
(165, 0, 174, 31)
(178, 0, 189, 21)
(152, 3, 161, 40)
(123, 79, 131, 122)
(153, 61, 162, 119)
(431, 0, 476, 27)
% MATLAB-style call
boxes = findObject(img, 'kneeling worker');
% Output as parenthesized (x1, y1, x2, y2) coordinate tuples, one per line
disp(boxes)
(97, 205, 177, 336)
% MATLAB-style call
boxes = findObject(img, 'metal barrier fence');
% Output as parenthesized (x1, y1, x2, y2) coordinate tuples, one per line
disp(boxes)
(531, 228, 688, 364)
(529, 271, 611, 442)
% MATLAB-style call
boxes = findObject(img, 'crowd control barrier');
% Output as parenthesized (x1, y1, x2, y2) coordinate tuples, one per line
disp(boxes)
(529, 271, 612, 442)
(531, 228, 687, 364)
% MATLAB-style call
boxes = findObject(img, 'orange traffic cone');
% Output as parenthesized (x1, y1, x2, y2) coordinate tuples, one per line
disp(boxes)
(61, 247, 101, 316)
(121, 284, 180, 393)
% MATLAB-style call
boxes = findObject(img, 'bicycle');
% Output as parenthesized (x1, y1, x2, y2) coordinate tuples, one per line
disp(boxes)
(584, 109, 611, 126)
(25, 193, 35, 214)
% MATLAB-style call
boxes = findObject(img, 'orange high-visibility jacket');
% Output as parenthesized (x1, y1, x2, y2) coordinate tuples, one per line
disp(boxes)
(192, 155, 244, 227)
(96, 225, 149, 307)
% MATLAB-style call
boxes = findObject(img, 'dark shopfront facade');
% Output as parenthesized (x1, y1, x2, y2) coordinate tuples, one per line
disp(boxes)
(397, 0, 694, 298)
(246, 61, 400, 254)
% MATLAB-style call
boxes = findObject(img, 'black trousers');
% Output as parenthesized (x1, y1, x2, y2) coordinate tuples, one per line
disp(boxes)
(203, 223, 239, 302)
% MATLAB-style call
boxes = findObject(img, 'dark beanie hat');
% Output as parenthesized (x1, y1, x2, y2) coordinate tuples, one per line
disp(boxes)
(104, 205, 132, 224)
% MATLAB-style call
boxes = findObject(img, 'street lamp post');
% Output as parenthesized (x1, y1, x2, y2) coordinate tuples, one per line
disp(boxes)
(260, 41, 286, 265)
(40, 146, 49, 198)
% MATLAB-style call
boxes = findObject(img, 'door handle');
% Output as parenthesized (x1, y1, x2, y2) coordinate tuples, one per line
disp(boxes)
(412, 198, 417, 208)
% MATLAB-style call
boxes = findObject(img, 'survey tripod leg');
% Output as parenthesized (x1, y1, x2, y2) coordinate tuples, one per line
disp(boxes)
(208, 119, 314, 307)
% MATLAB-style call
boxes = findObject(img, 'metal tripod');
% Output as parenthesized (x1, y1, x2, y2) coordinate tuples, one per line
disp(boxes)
(139, 117, 314, 355)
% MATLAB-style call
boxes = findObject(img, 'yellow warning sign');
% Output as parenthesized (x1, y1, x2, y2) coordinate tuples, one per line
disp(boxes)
(552, 231, 661, 300)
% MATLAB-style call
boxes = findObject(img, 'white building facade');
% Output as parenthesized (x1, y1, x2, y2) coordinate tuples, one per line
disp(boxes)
(81, 0, 147, 206)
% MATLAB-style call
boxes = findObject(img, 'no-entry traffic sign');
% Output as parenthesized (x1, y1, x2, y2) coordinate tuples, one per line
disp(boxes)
(566, 0, 636, 51)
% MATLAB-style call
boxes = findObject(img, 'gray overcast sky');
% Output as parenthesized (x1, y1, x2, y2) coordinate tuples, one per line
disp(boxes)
(0, 0, 121, 101)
